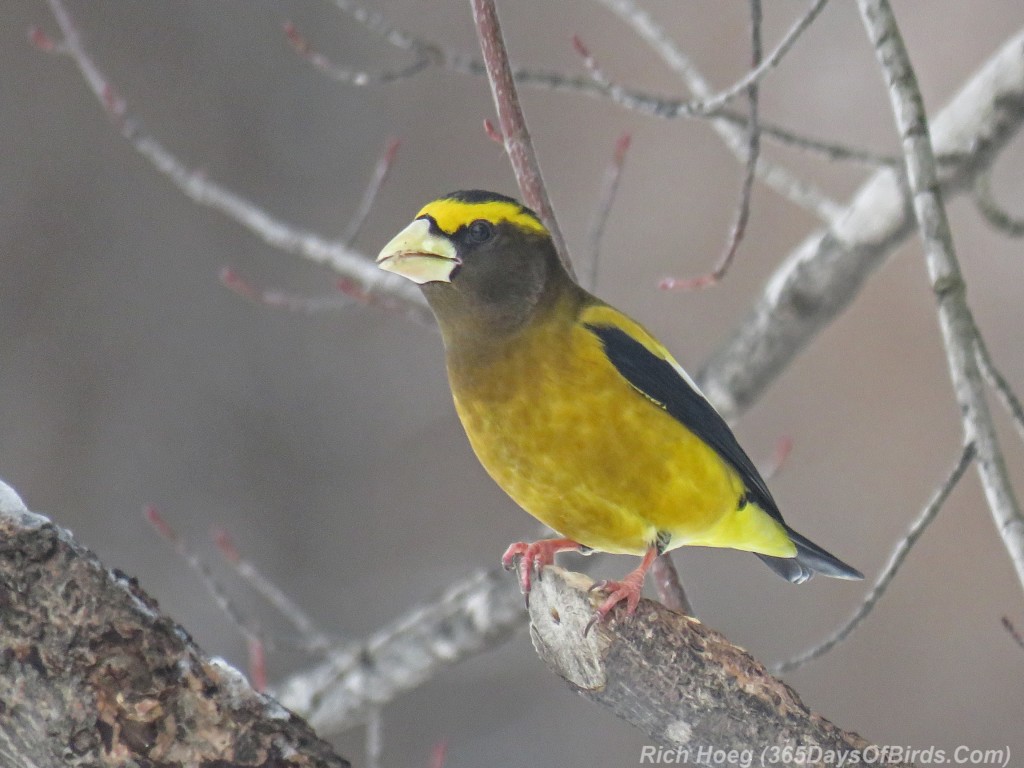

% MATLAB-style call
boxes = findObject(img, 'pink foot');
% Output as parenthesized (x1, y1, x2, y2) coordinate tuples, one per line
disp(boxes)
(584, 545, 659, 635)
(502, 538, 583, 596)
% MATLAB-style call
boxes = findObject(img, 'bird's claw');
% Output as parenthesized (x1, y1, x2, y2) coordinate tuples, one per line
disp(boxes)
(502, 539, 580, 598)
(501, 541, 547, 595)
(583, 577, 643, 636)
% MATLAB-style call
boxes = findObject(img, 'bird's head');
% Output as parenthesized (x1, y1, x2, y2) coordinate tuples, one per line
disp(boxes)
(377, 190, 570, 339)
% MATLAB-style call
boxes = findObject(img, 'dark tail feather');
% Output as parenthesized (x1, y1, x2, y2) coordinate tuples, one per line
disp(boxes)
(757, 527, 863, 584)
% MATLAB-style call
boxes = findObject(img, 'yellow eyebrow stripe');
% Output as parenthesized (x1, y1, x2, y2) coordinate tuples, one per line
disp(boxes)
(416, 198, 548, 236)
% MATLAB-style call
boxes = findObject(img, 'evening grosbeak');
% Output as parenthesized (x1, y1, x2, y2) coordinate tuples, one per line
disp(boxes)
(377, 190, 861, 627)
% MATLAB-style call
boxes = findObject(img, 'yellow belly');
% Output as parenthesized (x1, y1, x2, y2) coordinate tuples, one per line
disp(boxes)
(448, 314, 794, 558)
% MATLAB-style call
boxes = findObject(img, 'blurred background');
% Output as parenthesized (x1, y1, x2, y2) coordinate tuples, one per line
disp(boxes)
(3, 1, 1024, 765)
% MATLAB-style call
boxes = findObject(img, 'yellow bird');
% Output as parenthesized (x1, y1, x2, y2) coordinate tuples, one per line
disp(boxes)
(378, 190, 861, 626)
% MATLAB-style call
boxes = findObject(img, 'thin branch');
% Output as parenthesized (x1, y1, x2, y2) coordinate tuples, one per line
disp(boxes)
(296, 13, 897, 170)
(526, 567, 912, 766)
(273, 566, 526, 734)
(248, 636, 268, 693)
(649, 554, 692, 616)
(220, 267, 361, 314)
(298, 0, 872, 221)
(342, 137, 401, 246)
(585, 131, 631, 290)
(428, 741, 449, 768)
(579, 0, 829, 120)
(698, 27, 1024, 423)
(319, 0, 832, 130)
(973, 169, 1024, 237)
(470, 0, 573, 274)
(284, 22, 436, 86)
(594, 0, 845, 223)
(660, 0, 763, 292)
(975, 334, 1024, 446)
(739, 117, 901, 166)
(144, 505, 267, 653)
(858, 0, 1024, 594)
(773, 443, 976, 674)
(1003, 616, 1024, 650)
(696, 0, 829, 115)
(364, 709, 383, 768)
(213, 527, 334, 654)
(759, 435, 795, 482)
(42, 0, 431, 326)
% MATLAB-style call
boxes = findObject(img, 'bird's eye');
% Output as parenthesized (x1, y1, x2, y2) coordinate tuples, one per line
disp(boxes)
(466, 219, 494, 244)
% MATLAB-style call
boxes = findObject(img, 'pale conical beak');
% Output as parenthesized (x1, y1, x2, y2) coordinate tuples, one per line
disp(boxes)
(376, 219, 460, 285)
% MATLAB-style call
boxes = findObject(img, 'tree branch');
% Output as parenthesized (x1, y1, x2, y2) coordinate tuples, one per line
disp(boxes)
(470, 0, 573, 274)
(0, 480, 350, 768)
(698, 27, 1024, 422)
(773, 442, 976, 673)
(41, 0, 431, 326)
(594, 0, 845, 223)
(273, 566, 526, 734)
(526, 567, 912, 768)
(973, 169, 1024, 237)
(857, 0, 1024, 594)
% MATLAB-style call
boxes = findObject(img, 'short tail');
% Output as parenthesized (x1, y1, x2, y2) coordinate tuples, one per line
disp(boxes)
(757, 526, 863, 584)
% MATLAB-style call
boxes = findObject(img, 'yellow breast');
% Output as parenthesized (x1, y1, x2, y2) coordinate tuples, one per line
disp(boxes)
(446, 303, 790, 557)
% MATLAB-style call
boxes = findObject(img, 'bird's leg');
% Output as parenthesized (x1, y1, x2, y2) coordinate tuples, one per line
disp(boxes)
(585, 544, 659, 635)
(502, 538, 585, 595)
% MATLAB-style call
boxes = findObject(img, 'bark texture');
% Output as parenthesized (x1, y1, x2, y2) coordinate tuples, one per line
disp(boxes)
(0, 483, 349, 768)
(527, 568, 912, 768)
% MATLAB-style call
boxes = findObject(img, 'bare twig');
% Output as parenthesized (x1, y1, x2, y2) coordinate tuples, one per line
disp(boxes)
(213, 527, 334, 654)
(365, 709, 383, 768)
(649, 554, 693, 616)
(661, 0, 763, 292)
(773, 443, 976, 674)
(273, 566, 526, 734)
(220, 267, 360, 314)
(579, 0, 829, 120)
(585, 131, 631, 290)
(342, 138, 401, 246)
(284, 22, 435, 86)
(759, 435, 795, 482)
(698, 27, 1024, 423)
(470, 0, 573, 274)
(42, 0, 431, 325)
(693, 0, 829, 115)
(858, 0, 1024, 594)
(973, 170, 1024, 237)
(144, 505, 267, 653)
(291, 0, 895, 173)
(975, 335, 1024, 446)
(738, 118, 901, 166)
(594, 0, 845, 223)
(1003, 616, 1024, 650)
(428, 741, 449, 768)
(248, 637, 268, 693)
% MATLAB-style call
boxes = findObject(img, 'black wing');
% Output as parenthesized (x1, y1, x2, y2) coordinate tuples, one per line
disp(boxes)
(585, 322, 782, 524)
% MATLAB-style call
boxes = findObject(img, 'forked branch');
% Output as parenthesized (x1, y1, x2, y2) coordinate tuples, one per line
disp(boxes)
(857, 0, 1024, 593)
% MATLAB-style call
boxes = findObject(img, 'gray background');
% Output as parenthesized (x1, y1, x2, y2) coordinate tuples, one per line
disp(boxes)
(3, 1, 1024, 766)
